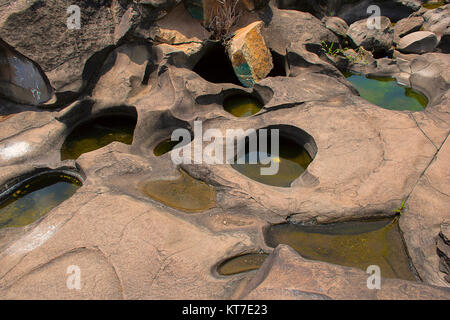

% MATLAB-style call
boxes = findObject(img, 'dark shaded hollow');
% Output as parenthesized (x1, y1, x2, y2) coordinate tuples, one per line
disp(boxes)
(267, 50, 288, 78)
(192, 43, 242, 86)
(61, 111, 138, 160)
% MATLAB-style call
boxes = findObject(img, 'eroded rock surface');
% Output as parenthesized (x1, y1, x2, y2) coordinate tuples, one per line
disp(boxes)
(0, 0, 449, 300)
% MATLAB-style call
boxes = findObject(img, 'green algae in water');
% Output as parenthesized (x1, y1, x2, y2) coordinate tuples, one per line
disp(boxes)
(0, 173, 81, 229)
(231, 136, 313, 187)
(61, 116, 136, 160)
(422, 1, 445, 9)
(142, 170, 216, 212)
(217, 253, 269, 276)
(265, 218, 416, 281)
(345, 73, 428, 111)
(153, 138, 182, 157)
(223, 94, 263, 117)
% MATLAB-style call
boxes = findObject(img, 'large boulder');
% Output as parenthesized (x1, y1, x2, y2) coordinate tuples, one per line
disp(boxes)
(394, 16, 424, 43)
(227, 21, 273, 87)
(337, 0, 422, 24)
(0, 0, 121, 102)
(322, 16, 349, 39)
(398, 31, 439, 54)
(347, 17, 394, 56)
(0, 39, 54, 106)
(422, 4, 450, 52)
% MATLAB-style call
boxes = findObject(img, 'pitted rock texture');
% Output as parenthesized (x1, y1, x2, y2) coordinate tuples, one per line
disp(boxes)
(0, 0, 449, 300)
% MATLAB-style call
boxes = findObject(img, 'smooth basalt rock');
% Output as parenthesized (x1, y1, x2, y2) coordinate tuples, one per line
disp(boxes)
(0, 0, 449, 300)
(398, 31, 439, 54)
(227, 21, 273, 87)
(0, 39, 53, 105)
(347, 17, 394, 56)
(394, 16, 424, 43)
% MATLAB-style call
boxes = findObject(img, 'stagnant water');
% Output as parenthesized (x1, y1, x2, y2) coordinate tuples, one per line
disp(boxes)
(153, 138, 181, 156)
(344, 73, 428, 111)
(265, 218, 416, 281)
(223, 94, 263, 117)
(231, 135, 313, 187)
(0, 172, 81, 229)
(422, 1, 445, 9)
(61, 115, 136, 160)
(142, 170, 216, 212)
(217, 253, 269, 276)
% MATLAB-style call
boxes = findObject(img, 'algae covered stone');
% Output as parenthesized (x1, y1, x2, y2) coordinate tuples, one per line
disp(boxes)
(227, 21, 273, 87)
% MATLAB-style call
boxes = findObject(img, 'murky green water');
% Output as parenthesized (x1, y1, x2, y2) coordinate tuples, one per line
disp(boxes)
(0, 173, 81, 228)
(231, 136, 313, 187)
(223, 94, 263, 117)
(61, 116, 136, 160)
(142, 170, 216, 212)
(422, 1, 445, 9)
(265, 218, 416, 281)
(153, 138, 182, 157)
(344, 73, 428, 111)
(217, 253, 269, 276)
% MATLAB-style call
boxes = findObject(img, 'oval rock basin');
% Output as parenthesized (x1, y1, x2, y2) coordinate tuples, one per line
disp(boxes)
(0, 172, 81, 229)
(217, 253, 269, 276)
(345, 73, 428, 111)
(223, 94, 263, 117)
(142, 170, 216, 213)
(265, 217, 416, 281)
(61, 115, 137, 160)
(231, 127, 315, 187)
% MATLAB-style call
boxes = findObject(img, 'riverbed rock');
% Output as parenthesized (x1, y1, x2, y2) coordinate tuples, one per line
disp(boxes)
(322, 16, 349, 39)
(227, 21, 273, 87)
(237, 245, 450, 299)
(398, 31, 439, 54)
(347, 17, 394, 56)
(394, 16, 424, 43)
(0, 39, 54, 106)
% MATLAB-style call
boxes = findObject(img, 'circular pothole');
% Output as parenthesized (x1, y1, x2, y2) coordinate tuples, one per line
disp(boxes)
(0, 171, 82, 229)
(223, 93, 263, 117)
(231, 125, 316, 187)
(61, 114, 137, 160)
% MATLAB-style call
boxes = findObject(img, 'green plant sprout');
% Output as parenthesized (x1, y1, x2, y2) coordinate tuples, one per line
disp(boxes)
(321, 41, 370, 65)
(393, 199, 407, 214)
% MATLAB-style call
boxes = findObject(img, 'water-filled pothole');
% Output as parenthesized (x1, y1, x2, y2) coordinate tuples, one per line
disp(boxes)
(0, 172, 81, 229)
(217, 253, 269, 276)
(344, 72, 428, 111)
(231, 125, 316, 187)
(193, 43, 242, 86)
(142, 170, 216, 212)
(61, 115, 137, 160)
(223, 93, 263, 117)
(264, 217, 416, 281)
